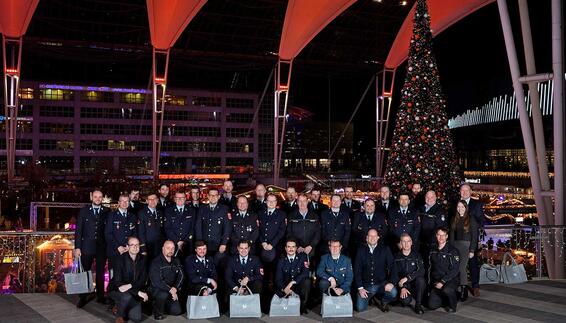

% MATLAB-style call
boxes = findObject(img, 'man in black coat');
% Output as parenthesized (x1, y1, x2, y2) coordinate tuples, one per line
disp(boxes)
(156, 184, 173, 212)
(286, 194, 321, 259)
(274, 239, 311, 314)
(376, 186, 398, 215)
(320, 194, 351, 254)
(128, 188, 144, 216)
(388, 193, 420, 251)
(428, 227, 460, 312)
(164, 191, 196, 258)
(459, 184, 484, 297)
(74, 190, 111, 307)
(219, 180, 237, 214)
(105, 194, 137, 270)
(410, 183, 425, 210)
(225, 240, 263, 294)
(341, 185, 361, 216)
(229, 196, 259, 255)
(392, 233, 426, 314)
(109, 237, 148, 323)
(281, 187, 298, 216)
(419, 190, 447, 267)
(308, 188, 328, 216)
(138, 193, 164, 261)
(249, 183, 267, 214)
(351, 199, 388, 250)
(188, 186, 201, 212)
(195, 188, 231, 265)
(258, 193, 286, 286)
(149, 240, 184, 320)
(184, 240, 218, 295)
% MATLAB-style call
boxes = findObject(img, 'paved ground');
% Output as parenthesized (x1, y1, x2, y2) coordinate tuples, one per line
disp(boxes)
(1, 280, 565, 322)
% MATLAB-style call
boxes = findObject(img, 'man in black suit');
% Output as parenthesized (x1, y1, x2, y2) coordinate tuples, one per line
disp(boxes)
(164, 191, 196, 259)
(410, 183, 425, 210)
(351, 199, 388, 249)
(249, 183, 267, 214)
(308, 188, 328, 216)
(184, 240, 218, 295)
(459, 184, 484, 297)
(128, 188, 144, 215)
(74, 190, 111, 307)
(281, 186, 298, 216)
(219, 180, 237, 214)
(195, 188, 231, 265)
(419, 190, 447, 269)
(225, 239, 263, 296)
(188, 186, 201, 211)
(341, 185, 361, 216)
(376, 186, 398, 216)
(157, 184, 173, 212)
(105, 194, 138, 271)
(138, 193, 165, 261)
(388, 193, 420, 252)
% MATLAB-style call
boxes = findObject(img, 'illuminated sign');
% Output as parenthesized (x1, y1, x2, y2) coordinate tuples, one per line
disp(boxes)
(465, 178, 481, 184)
(158, 174, 230, 180)
(39, 83, 151, 94)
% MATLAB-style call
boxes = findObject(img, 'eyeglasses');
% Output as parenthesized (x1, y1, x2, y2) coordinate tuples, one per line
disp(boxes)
(128, 244, 139, 247)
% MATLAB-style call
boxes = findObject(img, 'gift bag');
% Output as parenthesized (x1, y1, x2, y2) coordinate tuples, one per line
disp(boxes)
(64, 258, 94, 295)
(186, 287, 220, 319)
(321, 289, 353, 318)
(479, 263, 502, 285)
(229, 286, 261, 318)
(269, 292, 300, 317)
(501, 253, 528, 284)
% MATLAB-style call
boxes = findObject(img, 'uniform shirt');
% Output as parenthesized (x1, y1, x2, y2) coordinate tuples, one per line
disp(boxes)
(275, 253, 310, 290)
(225, 254, 263, 289)
(105, 209, 137, 257)
(229, 210, 259, 249)
(258, 208, 286, 247)
(137, 206, 164, 255)
(320, 208, 351, 248)
(164, 205, 196, 244)
(351, 211, 388, 246)
(316, 254, 353, 293)
(391, 250, 425, 288)
(388, 207, 421, 243)
(354, 243, 393, 288)
(428, 243, 460, 284)
(75, 204, 110, 255)
(184, 254, 217, 285)
(195, 203, 231, 251)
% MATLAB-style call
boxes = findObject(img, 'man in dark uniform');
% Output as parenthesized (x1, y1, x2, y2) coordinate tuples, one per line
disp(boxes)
(229, 196, 259, 255)
(317, 240, 353, 296)
(164, 191, 196, 259)
(351, 199, 388, 250)
(308, 188, 328, 216)
(341, 185, 361, 217)
(195, 188, 231, 265)
(74, 190, 111, 307)
(258, 193, 286, 285)
(274, 239, 311, 314)
(376, 186, 398, 215)
(109, 237, 148, 323)
(219, 180, 237, 214)
(281, 187, 298, 216)
(225, 239, 263, 295)
(419, 190, 447, 267)
(105, 194, 137, 271)
(388, 193, 420, 251)
(392, 233, 426, 314)
(128, 188, 144, 216)
(188, 186, 201, 212)
(286, 194, 321, 260)
(321, 194, 351, 254)
(149, 240, 184, 320)
(410, 183, 425, 210)
(459, 184, 484, 297)
(157, 184, 173, 212)
(354, 229, 397, 313)
(184, 240, 218, 295)
(138, 193, 165, 261)
(249, 183, 267, 214)
(428, 227, 460, 313)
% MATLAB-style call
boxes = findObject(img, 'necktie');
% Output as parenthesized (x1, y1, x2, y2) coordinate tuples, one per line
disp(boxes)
(334, 212, 338, 217)
(313, 203, 317, 210)
(210, 206, 215, 211)
(94, 208, 99, 216)
(179, 208, 183, 213)
(241, 258, 246, 265)
(334, 258, 339, 264)
(268, 211, 273, 216)
(122, 212, 126, 217)
(402, 209, 406, 215)
(367, 215, 371, 221)
(384, 202, 388, 210)
(289, 257, 294, 263)
(152, 210, 156, 218)
(347, 202, 351, 208)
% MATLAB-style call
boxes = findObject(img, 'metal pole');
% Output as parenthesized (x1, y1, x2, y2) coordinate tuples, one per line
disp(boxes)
(2, 36, 22, 183)
(497, 0, 552, 275)
(551, 0, 565, 278)
(518, 0, 554, 224)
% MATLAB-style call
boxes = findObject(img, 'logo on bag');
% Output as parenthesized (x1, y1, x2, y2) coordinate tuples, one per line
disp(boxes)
(201, 305, 207, 310)
(242, 304, 247, 309)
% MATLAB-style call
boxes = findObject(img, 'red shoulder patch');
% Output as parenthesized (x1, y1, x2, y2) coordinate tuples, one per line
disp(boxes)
(304, 261, 309, 268)
(227, 213, 232, 220)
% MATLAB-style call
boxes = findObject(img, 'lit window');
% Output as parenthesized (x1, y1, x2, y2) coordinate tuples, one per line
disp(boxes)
(19, 88, 34, 99)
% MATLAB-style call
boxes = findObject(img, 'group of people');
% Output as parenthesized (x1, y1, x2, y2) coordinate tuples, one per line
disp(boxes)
(73, 180, 483, 322)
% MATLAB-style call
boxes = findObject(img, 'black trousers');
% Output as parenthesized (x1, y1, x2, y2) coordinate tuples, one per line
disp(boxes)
(275, 278, 310, 310)
(79, 247, 107, 300)
(428, 279, 458, 311)
(152, 289, 182, 316)
(399, 276, 426, 306)
(109, 291, 142, 322)
(469, 252, 480, 288)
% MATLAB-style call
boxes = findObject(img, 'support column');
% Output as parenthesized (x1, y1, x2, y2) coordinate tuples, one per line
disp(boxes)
(376, 68, 395, 179)
(273, 59, 292, 185)
(2, 36, 23, 183)
(151, 48, 170, 180)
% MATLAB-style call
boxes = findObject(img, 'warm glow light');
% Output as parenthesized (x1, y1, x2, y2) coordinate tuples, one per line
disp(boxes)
(159, 174, 230, 180)
(6, 68, 18, 74)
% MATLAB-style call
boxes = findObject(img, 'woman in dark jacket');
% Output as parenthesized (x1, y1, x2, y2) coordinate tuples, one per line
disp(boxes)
(450, 200, 478, 301)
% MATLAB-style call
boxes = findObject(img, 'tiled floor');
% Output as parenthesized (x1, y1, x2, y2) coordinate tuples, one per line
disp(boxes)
(1, 280, 565, 322)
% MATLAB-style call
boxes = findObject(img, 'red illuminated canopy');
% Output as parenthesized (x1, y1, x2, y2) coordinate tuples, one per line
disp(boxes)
(146, 0, 207, 50)
(278, 0, 356, 61)
(385, 0, 495, 69)
(0, 0, 39, 38)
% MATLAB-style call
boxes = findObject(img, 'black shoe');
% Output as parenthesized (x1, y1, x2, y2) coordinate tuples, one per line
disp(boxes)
(97, 297, 111, 305)
(415, 304, 424, 315)
(76, 298, 88, 308)
(446, 307, 457, 313)
(460, 286, 468, 302)
(153, 314, 164, 320)
(378, 303, 390, 313)
(301, 308, 309, 314)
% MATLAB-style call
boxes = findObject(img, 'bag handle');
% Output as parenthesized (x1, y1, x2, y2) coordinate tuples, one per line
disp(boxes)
(237, 284, 254, 296)
(72, 257, 84, 274)
(502, 252, 518, 266)
(198, 286, 208, 296)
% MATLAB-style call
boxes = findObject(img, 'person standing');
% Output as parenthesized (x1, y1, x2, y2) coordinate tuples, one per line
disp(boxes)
(286, 194, 321, 259)
(249, 183, 267, 214)
(458, 184, 484, 297)
(320, 194, 351, 254)
(105, 194, 137, 272)
(258, 193, 286, 285)
(156, 184, 173, 212)
(195, 188, 231, 265)
(229, 196, 259, 255)
(164, 191, 196, 258)
(138, 193, 164, 261)
(74, 190, 111, 307)
(388, 193, 420, 250)
(219, 180, 238, 214)
(450, 200, 478, 301)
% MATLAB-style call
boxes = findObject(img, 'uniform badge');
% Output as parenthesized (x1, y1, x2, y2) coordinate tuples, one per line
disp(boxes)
(455, 255, 460, 261)
(247, 226, 252, 232)
(218, 220, 221, 224)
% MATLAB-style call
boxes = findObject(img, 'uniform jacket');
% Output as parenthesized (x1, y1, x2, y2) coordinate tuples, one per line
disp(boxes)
(286, 210, 321, 250)
(164, 205, 196, 244)
(195, 204, 231, 251)
(388, 206, 421, 243)
(184, 254, 217, 285)
(354, 244, 394, 288)
(391, 250, 425, 288)
(275, 252, 310, 290)
(75, 204, 110, 255)
(105, 209, 137, 257)
(137, 206, 164, 255)
(229, 210, 259, 249)
(258, 208, 286, 246)
(320, 208, 351, 248)
(428, 243, 460, 284)
(225, 254, 263, 289)
(351, 212, 388, 246)
(149, 254, 184, 292)
(419, 203, 447, 244)
(316, 254, 354, 293)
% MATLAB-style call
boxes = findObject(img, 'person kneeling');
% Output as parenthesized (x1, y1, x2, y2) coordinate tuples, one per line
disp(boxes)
(354, 229, 397, 312)
(275, 239, 311, 314)
(149, 240, 184, 320)
(317, 240, 353, 296)
(392, 233, 426, 314)
(225, 239, 263, 296)
(428, 227, 460, 313)
(109, 237, 148, 323)
(185, 240, 218, 295)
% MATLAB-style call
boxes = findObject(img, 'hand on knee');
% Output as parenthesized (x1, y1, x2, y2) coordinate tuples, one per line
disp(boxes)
(384, 283, 394, 292)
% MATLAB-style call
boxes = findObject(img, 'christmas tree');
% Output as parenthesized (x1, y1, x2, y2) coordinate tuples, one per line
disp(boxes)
(383, 0, 461, 203)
